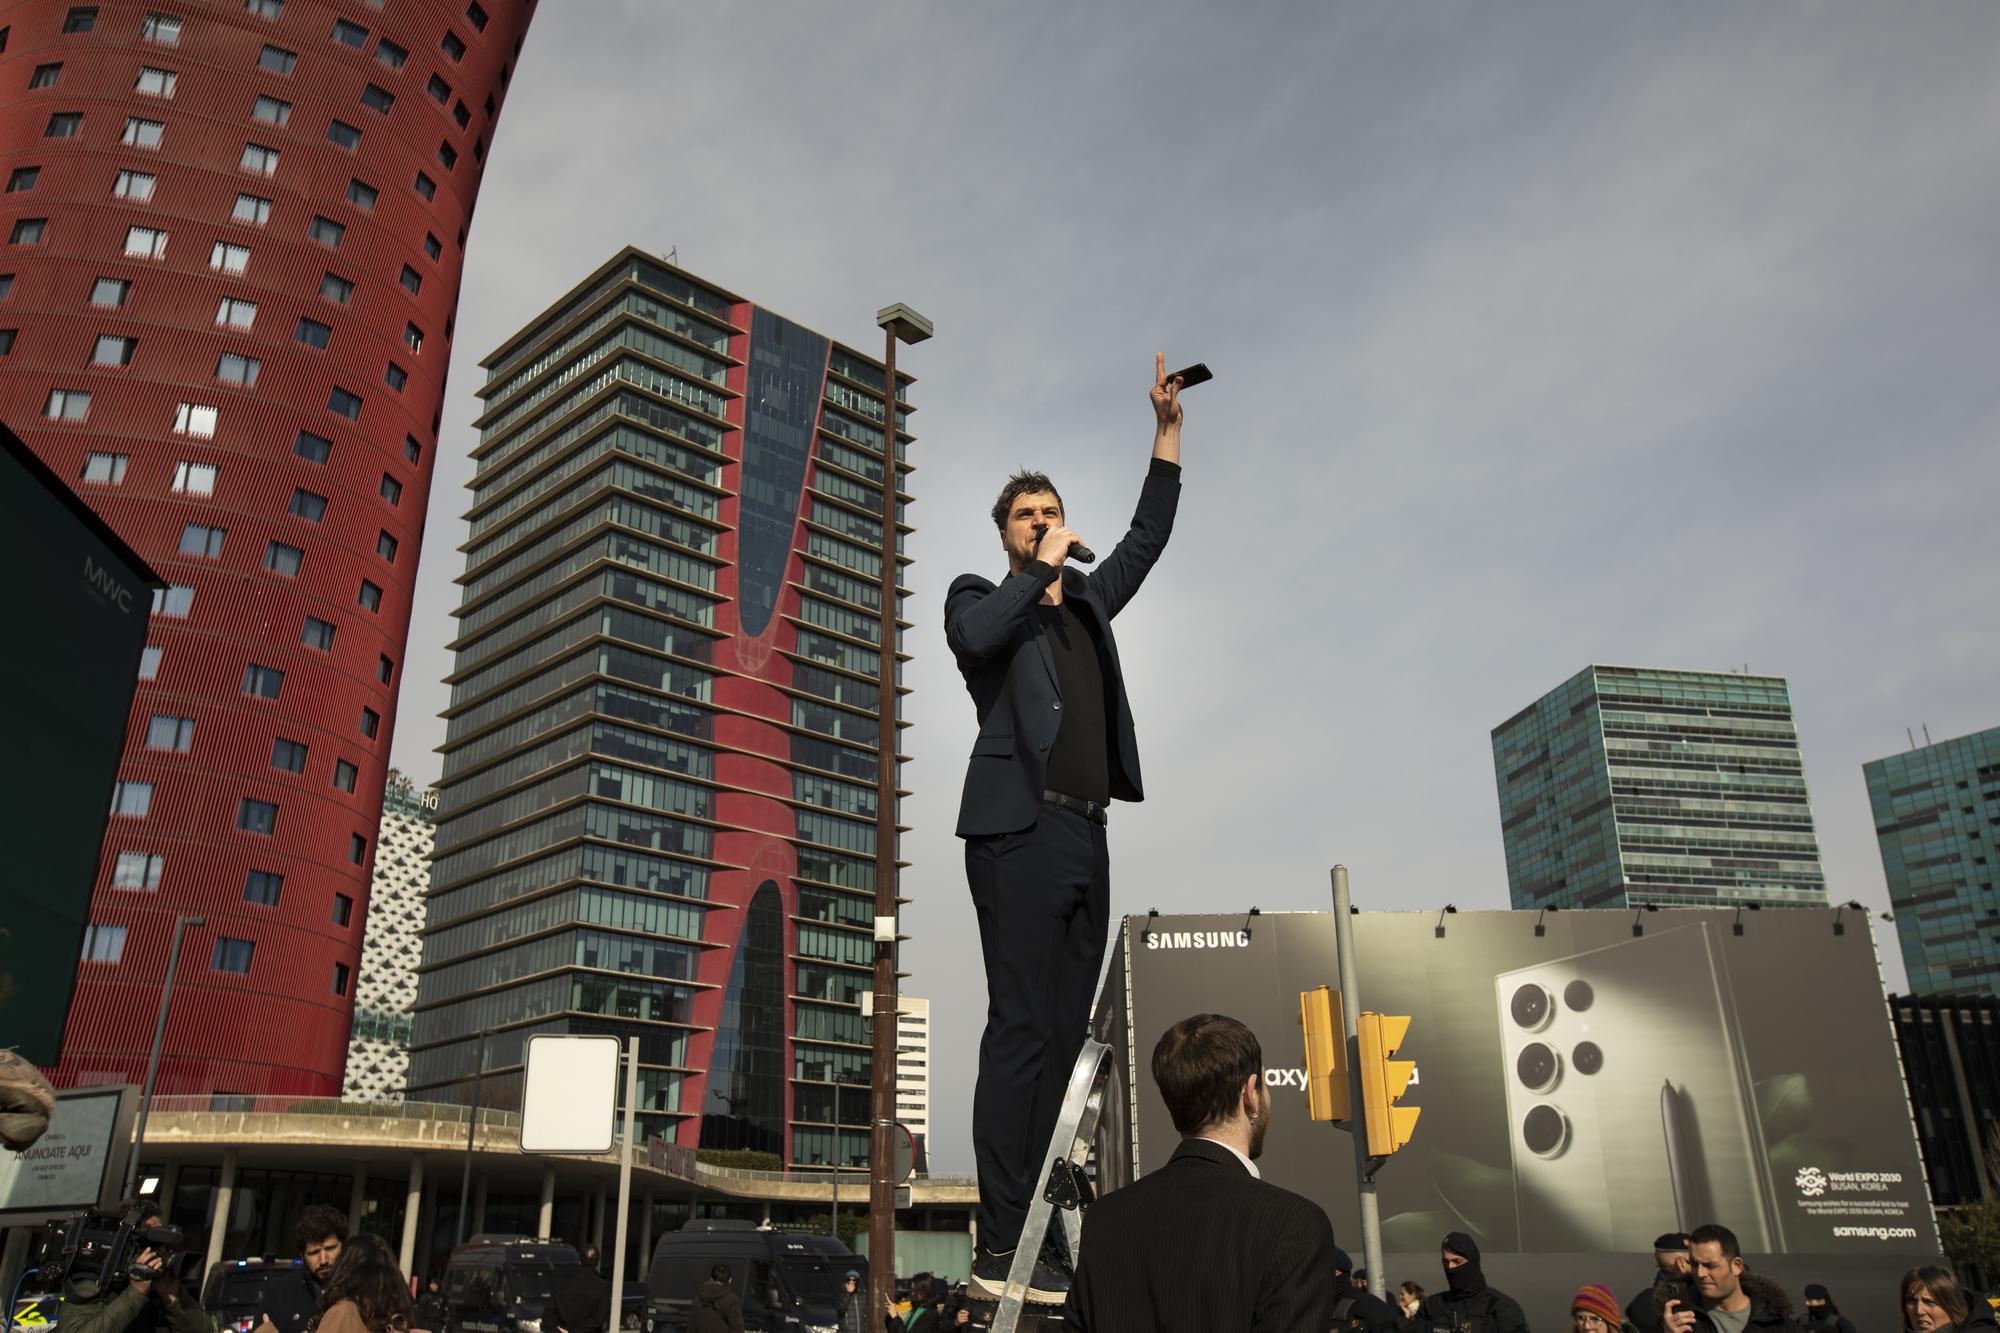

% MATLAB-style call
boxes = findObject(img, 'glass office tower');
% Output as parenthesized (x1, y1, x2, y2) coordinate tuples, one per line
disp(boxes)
(1493, 665, 1829, 910)
(1866, 726, 2000, 998)
(408, 249, 911, 1165)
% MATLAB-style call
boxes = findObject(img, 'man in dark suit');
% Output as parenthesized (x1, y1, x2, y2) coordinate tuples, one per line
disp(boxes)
(1065, 1013, 1340, 1332)
(947, 356, 1186, 1304)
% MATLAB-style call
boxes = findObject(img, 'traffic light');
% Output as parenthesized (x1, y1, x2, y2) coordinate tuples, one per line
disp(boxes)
(1356, 1011, 1420, 1156)
(1298, 985, 1348, 1123)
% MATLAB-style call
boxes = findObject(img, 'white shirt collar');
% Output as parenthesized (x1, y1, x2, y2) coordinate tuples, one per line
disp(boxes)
(1195, 1135, 1260, 1179)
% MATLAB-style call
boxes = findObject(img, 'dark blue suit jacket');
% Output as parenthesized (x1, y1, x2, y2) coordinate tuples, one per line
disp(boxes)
(945, 461, 1180, 837)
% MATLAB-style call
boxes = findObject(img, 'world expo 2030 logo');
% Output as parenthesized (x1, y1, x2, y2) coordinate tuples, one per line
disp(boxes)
(1796, 1167, 1829, 1198)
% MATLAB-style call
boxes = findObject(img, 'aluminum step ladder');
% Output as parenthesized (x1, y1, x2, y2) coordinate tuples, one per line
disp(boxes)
(985, 1037, 1113, 1333)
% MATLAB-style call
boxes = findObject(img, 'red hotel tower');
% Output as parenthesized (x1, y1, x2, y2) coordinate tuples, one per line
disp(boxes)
(0, 0, 536, 1097)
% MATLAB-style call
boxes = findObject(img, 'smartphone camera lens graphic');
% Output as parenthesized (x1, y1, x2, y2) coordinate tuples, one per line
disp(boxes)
(1573, 1040, 1604, 1075)
(1510, 983, 1553, 1032)
(1563, 979, 1595, 1012)
(1522, 1103, 1569, 1158)
(1516, 1041, 1562, 1093)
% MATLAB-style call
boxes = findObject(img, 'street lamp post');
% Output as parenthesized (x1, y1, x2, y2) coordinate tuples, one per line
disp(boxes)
(125, 913, 204, 1199)
(455, 1029, 488, 1245)
(868, 303, 929, 1320)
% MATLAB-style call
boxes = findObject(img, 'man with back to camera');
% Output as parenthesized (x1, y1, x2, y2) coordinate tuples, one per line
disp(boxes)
(1332, 1250, 1402, 1333)
(946, 355, 1185, 1303)
(1628, 1233, 1693, 1333)
(551, 1242, 610, 1333)
(1415, 1233, 1528, 1333)
(1064, 1013, 1341, 1332)
(1661, 1224, 1798, 1333)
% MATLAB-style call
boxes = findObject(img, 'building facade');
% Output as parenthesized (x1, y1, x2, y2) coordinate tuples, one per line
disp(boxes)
(1, 0, 536, 1095)
(408, 250, 911, 1168)
(1866, 726, 2000, 998)
(1492, 665, 1829, 910)
(341, 772, 435, 1101)
(896, 995, 929, 1156)
(1889, 992, 2000, 1209)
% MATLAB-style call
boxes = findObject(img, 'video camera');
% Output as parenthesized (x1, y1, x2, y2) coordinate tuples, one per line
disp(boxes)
(31, 1202, 193, 1300)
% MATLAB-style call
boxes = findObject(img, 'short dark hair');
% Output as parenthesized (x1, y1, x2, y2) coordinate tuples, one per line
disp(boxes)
(1151, 1014, 1261, 1135)
(989, 471, 1063, 530)
(1687, 1224, 1739, 1260)
(1901, 1267, 1969, 1331)
(710, 1263, 732, 1284)
(293, 1205, 348, 1257)
(318, 1233, 411, 1331)
(910, 1273, 938, 1308)
(578, 1244, 599, 1267)
(1401, 1282, 1427, 1302)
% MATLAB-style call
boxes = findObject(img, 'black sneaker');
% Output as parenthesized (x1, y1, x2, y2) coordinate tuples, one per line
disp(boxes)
(969, 1245, 1071, 1305)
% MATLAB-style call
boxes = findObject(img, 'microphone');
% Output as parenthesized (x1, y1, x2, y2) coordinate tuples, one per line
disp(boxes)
(1033, 524, 1095, 565)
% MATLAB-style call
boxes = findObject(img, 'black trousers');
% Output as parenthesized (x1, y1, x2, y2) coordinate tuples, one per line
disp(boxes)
(964, 803, 1111, 1254)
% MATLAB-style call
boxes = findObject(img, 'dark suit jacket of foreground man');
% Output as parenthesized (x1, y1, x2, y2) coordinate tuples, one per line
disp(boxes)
(1065, 1138, 1341, 1332)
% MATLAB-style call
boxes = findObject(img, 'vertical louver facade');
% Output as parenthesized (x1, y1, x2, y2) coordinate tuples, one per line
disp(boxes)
(1, 0, 536, 1096)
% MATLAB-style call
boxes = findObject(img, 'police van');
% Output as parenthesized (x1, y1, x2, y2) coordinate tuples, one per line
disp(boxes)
(440, 1238, 580, 1333)
(643, 1222, 863, 1333)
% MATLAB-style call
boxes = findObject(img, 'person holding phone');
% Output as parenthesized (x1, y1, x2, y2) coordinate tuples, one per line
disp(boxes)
(1661, 1226, 1796, 1333)
(946, 354, 1186, 1304)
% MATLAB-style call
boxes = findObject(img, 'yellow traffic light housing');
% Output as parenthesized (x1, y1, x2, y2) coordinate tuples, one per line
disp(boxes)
(1357, 1012, 1420, 1156)
(1298, 985, 1348, 1123)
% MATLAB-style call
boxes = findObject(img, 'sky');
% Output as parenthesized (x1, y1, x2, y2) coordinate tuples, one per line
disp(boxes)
(388, 1, 2000, 1171)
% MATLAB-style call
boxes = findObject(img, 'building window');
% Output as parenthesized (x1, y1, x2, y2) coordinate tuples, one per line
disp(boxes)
(394, 266, 423, 298)
(240, 142, 280, 175)
(376, 530, 398, 561)
(177, 522, 224, 557)
(374, 37, 406, 69)
(437, 141, 457, 170)
(426, 74, 450, 104)
(452, 100, 470, 129)
(122, 117, 165, 148)
(319, 272, 353, 303)
(332, 962, 350, 995)
(270, 737, 307, 772)
(346, 178, 378, 210)
(45, 112, 83, 139)
(326, 119, 360, 150)
(111, 779, 153, 816)
(126, 226, 169, 259)
(413, 171, 436, 202)
(244, 0, 282, 18)
(328, 386, 361, 419)
(145, 713, 194, 751)
(7, 166, 38, 192)
(82, 925, 127, 964)
(8, 218, 44, 245)
(0, 327, 13, 355)
(403, 434, 421, 463)
(379, 473, 402, 505)
(215, 296, 257, 329)
(361, 83, 393, 113)
(90, 276, 130, 307)
(294, 316, 332, 349)
(348, 833, 366, 864)
(243, 869, 283, 905)
(91, 332, 135, 365)
(62, 8, 98, 35)
(357, 581, 381, 613)
(172, 404, 218, 439)
(251, 94, 290, 126)
(331, 18, 368, 47)
(44, 388, 90, 421)
(134, 66, 176, 97)
(216, 351, 259, 386)
(376, 653, 393, 683)
(31, 64, 61, 90)
(139, 644, 161, 678)
(383, 362, 406, 392)
(466, 2, 488, 30)
(309, 214, 344, 246)
(231, 192, 272, 226)
(140, 12, 181, 45)
(300, 615, 335, 650)
(294, 429, 331, 463)
(440, 30, 466, 60)
(402, 323, 424, 354)
(241, 663, 284, 698)
(287, 488, 327, 521)
(258, 43, 296, 74)
(112, 851, 164, 890)
(333, 760, 357, 793)
(261, 541, 302, 576)
(113, 170, 155, 201)
(152, 585, 192, 617)
(359, 706, 380, 738)
(212, 936, 256, 971)
(209, 241, 250, 273)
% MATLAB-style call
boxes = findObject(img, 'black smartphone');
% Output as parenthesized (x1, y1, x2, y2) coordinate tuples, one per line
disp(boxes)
(1168, 362, 1213, 390)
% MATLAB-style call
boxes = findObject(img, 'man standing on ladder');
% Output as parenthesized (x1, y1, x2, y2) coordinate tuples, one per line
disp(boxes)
(945, 354, 1186, 1305)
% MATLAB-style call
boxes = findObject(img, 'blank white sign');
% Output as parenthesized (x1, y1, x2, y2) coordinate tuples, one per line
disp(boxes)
(520, 1035, 620, 1154)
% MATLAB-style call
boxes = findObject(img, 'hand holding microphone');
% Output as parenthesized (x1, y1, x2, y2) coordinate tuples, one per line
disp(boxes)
(1032, 522, 1095, 566)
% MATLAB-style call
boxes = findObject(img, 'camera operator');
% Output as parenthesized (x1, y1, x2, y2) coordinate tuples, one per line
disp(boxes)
(60, 1202, 216, 1333)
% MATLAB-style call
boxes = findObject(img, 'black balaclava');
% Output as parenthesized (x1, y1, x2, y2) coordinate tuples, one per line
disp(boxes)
(1443, 1231, 1486, 1297)
(1331, 1247, 1358, 1297)
(1804, 1286, 1836, 1317)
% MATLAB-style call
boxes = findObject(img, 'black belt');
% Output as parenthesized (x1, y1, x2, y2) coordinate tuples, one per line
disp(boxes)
(1043, 790, 1108, 826)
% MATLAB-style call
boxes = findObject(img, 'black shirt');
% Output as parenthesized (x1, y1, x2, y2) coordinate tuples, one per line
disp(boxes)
(1037, 598, 1110, 805)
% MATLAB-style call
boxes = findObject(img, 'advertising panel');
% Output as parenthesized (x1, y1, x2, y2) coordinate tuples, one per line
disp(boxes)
(1095, 908, 1939, 1328)
(0, 1086, 135, 1222)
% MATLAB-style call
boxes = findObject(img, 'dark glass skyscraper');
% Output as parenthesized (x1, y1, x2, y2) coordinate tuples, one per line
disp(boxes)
(408, 250, 910, 1165)
(1492, 665, 1829, 910)
(1865, 726, 2000, 998)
